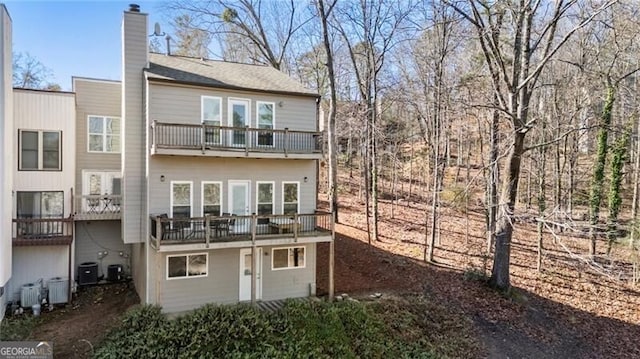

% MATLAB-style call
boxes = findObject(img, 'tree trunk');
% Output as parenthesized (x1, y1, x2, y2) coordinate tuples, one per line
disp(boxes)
(589, 86, 615, 256)
(606, 125, 631, 255)
(490, 132, 526, 291)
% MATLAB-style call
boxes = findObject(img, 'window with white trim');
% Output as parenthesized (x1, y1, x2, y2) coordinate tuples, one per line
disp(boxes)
(202, 96, 222, 144)
(19, 130, 61, 170)
(272, 247, 305, 270)
(256, 181, 274, 224)
(202, 181, 222, 216)
(167, 253, 207, 279)
(256, 101, 274, 146)
(88, 116, 121, 153)
(171, 181, 192, 219)
(282, 182, 299, 215)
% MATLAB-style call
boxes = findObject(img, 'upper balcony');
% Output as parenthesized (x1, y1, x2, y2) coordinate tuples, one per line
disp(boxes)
(73, 194, 122, 221)
(150, 121, 324, 159)
(12, 217, 74, 246)
(149, 211, 333, 251)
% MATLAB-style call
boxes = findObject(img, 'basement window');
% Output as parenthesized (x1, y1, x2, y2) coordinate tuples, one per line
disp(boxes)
(167, 253, 208, 279)
(272, 247, 305, 270)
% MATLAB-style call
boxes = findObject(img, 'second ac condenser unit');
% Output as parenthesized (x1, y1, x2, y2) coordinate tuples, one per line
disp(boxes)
(48, 277, 69, 304)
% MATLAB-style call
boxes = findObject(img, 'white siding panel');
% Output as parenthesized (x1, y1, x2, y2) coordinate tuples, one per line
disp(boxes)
(0, 4, 13, 305)
(13, 90, 76, 217)
(10, 246, 69, 302)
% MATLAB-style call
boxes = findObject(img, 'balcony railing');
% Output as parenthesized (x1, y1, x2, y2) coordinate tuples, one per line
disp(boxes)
(12, 217, 74, 246)
(149, 211, 333, 248)
(73, 194, 122, 220)
(151, 121, 324, 156)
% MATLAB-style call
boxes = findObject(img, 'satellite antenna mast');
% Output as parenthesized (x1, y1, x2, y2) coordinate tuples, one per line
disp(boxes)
(149, 22, 171, 55)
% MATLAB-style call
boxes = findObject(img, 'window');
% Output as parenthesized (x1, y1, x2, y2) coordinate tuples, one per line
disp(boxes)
(83, 171, 121, 196)
(88, 116, 120, 153)
(167, 253, 207, 279)
(282, 182, 299, 215)
(17, 191, 64, 219)
(171, 181, 192, 219)
(272, 247, 305, 270)
(256, 102, 274, 146)
(256, 181, 274, 224)
(16, 191, 64, 236)
(202, 182, 222, 216)
(19, 130, 61, 170)
(82, 171, 122, 211)
(202, 96, 222, 144)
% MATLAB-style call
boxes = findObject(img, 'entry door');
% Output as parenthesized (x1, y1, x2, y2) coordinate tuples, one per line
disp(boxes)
(229, 180, 250, 233)
(229, 99, 250, 146)
(239, 248, 262, 301)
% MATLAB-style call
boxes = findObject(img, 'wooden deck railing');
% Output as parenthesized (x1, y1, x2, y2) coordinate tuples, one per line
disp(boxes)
(12, 217, 74, 243)
(74, 194, 122, 218)
(149, 211, 333, 247)
(151, 121, 324, 155)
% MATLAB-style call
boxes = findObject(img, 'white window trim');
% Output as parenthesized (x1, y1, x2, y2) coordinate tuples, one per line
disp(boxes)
(166, 253, 208, 280)
(282, 181, 300, 215)
(170, 181, 193, 219)
(87, 115, 121, 153)
(82, 170, 122, 195)
(201, 181, 223, 217)
(271, 246, 306, 270)
(201, 96, 223, 125)
(18, 129, 62, 171)
(256, 101, 276, 127)
(256, 181, 275, 216)
(227, 97, 251, 128)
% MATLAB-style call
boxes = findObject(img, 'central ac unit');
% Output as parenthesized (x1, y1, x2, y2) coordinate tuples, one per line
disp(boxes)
(48, 277, 69, 304)
(21, 283, 41, 308)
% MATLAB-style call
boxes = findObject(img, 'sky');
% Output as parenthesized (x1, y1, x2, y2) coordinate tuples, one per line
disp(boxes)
(4, 1, 169, 91)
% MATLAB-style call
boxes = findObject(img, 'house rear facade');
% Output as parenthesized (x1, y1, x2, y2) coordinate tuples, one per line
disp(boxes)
(0, 3, 334, 321)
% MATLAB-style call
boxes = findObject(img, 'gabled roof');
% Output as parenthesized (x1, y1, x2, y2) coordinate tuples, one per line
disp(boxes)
(146, 53, 319, 98)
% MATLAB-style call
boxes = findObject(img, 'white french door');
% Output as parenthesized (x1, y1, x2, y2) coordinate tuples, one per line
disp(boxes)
(239, 248, 262, 301)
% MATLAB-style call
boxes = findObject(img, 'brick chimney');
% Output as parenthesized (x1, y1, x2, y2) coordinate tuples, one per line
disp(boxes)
(121, 4, 147, 245)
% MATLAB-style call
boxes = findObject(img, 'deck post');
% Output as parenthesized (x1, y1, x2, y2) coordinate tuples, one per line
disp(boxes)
(151, 120, 157, 153)
(251, 214, 257, 305)
(205, 215, 210, 247)
(245, 126, 250, 157)
(284, 128, 289, 157)
(329, 214, 335, 301)
(155, 216, 162, 247)
(201, 121, 206, 154)
(293, 213, 298, 242)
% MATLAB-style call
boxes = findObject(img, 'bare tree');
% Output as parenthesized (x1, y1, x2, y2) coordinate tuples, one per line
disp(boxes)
(12, 52, 58, 89)
(449, 0, 615, 291)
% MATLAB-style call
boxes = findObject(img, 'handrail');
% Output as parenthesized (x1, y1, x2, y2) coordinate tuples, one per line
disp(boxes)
(12, 217, 74, 239)
(73, 194, 122, 216)
(152, 121, 324, 155)
(149, 211, 333, 246)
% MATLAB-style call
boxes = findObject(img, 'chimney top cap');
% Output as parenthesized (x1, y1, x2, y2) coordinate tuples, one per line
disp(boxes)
(128, 4, 140, 12)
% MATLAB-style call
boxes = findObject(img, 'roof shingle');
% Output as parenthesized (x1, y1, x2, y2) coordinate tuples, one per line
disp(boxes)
(146, 53, 318, 97)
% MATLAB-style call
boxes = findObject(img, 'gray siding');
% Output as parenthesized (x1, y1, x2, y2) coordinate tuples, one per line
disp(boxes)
(148, 157, 317, 216)
(73, 78, 121, 193)
(131, 242, 146, 302)
(261, 243, 316, 301)
(75, 220, 130, 277)
(148, 83, 317, 132)
(157, 248, 239, 312)
(156, 243, 315, 312)
(121, 11, 148, 244)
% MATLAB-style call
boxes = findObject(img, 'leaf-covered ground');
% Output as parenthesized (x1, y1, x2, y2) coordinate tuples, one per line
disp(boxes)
(316, 187, 640, 358)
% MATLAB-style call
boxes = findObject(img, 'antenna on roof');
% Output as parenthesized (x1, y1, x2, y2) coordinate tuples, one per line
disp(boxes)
(153, 23, 164, 37)
(165, 35, 172, 56)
